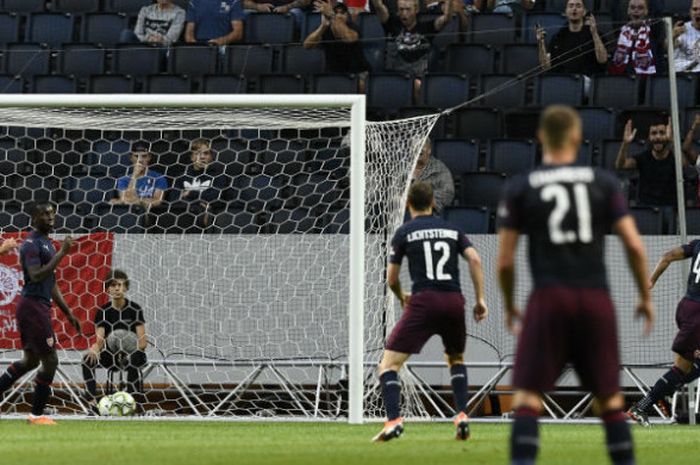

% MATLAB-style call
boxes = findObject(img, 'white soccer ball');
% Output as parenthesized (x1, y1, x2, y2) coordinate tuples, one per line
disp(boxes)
(98, 395, 113, 416)
(106, 329, 138, 354)
(108, 391, 136, 416)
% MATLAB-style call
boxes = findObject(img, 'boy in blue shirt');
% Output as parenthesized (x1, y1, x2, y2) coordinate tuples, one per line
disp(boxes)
(111, 141, 167, 210)
(185, 0, 244, 45)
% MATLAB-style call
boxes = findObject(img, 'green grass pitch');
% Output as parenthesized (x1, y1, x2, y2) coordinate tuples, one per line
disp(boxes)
(0, 420, 698, 465)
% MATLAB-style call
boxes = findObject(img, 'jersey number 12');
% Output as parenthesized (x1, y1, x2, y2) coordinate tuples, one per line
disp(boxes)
(541, 183, 592, 244)
(423, 241, 452, 281)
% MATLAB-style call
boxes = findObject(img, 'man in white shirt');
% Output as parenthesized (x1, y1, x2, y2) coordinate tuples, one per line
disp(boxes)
(673, 0, 700, 72)
(120, 0, 186, 45)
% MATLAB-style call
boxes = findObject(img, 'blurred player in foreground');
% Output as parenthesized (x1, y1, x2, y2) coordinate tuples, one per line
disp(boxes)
(373, 181, 488, 442)
(0, 203, 82, 424)
(497, 105, 654, 465)
(627, 239, 700, 426)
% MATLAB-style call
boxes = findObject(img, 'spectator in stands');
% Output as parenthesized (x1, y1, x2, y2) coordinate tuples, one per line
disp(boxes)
(172, 139, 229, 230)
(426, 0, 470, 34)
(185, 0, 244, 45)
(303, 2, 370, 77)
(608, 0, 661, 75)
(616, 117, 696, 209)
(672, 0, 700, 72)
(110, 141, 167, 210)
(371, 0, 453, 78)
(683, 114, 700, 202)
(243, 0, 310, 28)
(487, 0, 533, 15)
(536, 0, 607, 77)
(412, 140, 454, 214)
(119, 0, 186, 45)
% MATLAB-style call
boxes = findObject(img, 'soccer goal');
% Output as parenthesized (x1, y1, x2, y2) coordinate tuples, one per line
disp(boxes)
(0, 94, 439, 423)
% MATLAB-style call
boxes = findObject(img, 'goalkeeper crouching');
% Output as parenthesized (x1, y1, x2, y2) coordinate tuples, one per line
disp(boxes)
(82, 269, 148, 412)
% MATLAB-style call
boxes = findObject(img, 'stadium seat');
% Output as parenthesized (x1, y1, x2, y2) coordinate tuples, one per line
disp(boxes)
(258, 74, 305, 94)
(25, 13, 75, 48)
(501, 44, 539, 75)
(477, 74, 527, 108)
(664, 0, 691, 14)
(13, 175, 59, 203)
(686, 208, 700, 234)
(444, 206, 490, 233)
(590, 75, 640, 108)
(645, 74, 697, 108)
(94, 205, 144, 233)
(0, 13, 20, 45)
(366, 74, 413, 111)
(282, 45, 326, 75)
(533, 74, 585, 106)
(0, 75, 23, 93)
(0, 204, 30, 232)
(546, 0, 592, 11)
(169, 44, 219, 76)
(108, 0, 151, 14)
(201, 75, 248, 93)
(446, 44, 496, 75)
(146, 74, 192, 93)
(578, 107, 616, 142)
(213, 210, 257, 234)
(68, 176, 116, 210)
(574, 140, 593, 166)
(81, 13, 129, 46)
(1, 0, 45, 13)
(55, 205, 87, 233)
(30, 75, 78, 93)
(50, 0, 100, 13)
(323, 208, 349, 234)
(302, 12, 322, 39)
(469, 14, 516, 44)
(4, 43, 51, 78)
(630, 207, 663, 235)
(453, 107, 502, 140)
(58, 44, 106, 77)
(521, 12, 565, 45)
(225, 45, 274, 76)
(487, 139, 537, 176)
(503, 108, 540, 138)
(113, 44, 164, 76)
(244, 13, 295, 44)
(422, 74, 470, 109)
(357, 13, 386, 49)
(433, 138, 479, 176)
(312, 74, 359, 94)
(88, 74, 136, 93)
(459, 172, 507, 209)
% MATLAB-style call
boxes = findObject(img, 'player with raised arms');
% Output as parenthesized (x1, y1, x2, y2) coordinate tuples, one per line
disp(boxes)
(0, 238, 19, 255)
(627, 239, 700, 426)
(373, 181, 488, 442)
(497, 105, 654, 465)
(0, 203, 82, 425)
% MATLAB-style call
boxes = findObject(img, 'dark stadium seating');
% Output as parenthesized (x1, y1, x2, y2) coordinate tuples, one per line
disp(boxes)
(282, 45, 326, 75)
(454, 107, 502, 140)
(477, 74, 527, 109)
(501, 44, 539, 75)
(58, 43, 106, 77)
(504, 108, 541, 139)
(521, 12, 565, 45)
(51, 0, 101, 13)
(244, 14, 295, 45)
(312, 74, 359, 94)
(686, 209, 700, 235)
(0, 75, 23, 93)
(469, 14, 516, 44)
(2, 0, 45, 13)
(357, 13, 386, 49)
(258, 74, 305, 94)
(446, 44, 496, 75)
(444, 207, 490, 234)
(459, 172, 507, 209)
(0, 13, 20, 45)
(546, 0, 593, 11)
(534, 74, 585, 106)
(88, 74, 136, 93)
(645, 74, 697, 108)
(590, 75, 640, 108)
(113, 44, 164, 76)
(95, 205, 145, 233)
(422, 73, 470, 109)
(108, 0, 151, 14)
(664, 0, 692, 14)
(630, 207, 664, 235)
(226, 45, 274, 76)
(30, 75, 78, 93)
(81, 13, 129, 46)
(201, 75, 248, 94)
(487, 139, 537, 176)
(147, 74, 192, 93)
(169, 45, 220, 76)
(25, 13, 75, 47)
(366, 74, 414, 112)
(433, 139, 479, 176)
(0, 204, 30, 232)
(4, 43, 51, 78)
(578, 107, 616, 141)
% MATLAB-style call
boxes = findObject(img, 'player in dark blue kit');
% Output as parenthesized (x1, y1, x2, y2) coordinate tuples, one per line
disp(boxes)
(0, 203, 81, 425)
(497, 106, 654, 465)
(373, 181, 488, 442)
(628, 239, 700, 426)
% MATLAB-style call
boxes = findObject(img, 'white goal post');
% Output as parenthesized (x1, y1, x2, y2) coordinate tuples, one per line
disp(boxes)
(0, 94, 439, 423)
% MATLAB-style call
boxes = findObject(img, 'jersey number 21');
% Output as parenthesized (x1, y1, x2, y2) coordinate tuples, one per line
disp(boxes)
(541, 183, 593, 244)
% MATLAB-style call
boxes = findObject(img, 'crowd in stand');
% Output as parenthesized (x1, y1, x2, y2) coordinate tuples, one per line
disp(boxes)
(5, 0, 700, 234)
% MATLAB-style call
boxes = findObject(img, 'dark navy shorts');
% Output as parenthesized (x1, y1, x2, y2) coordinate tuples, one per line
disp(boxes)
(672, 298, 700, 361)
(385, 290, 466, 355)
(16, 296, 55, 354)
(513, 287, 620, 397)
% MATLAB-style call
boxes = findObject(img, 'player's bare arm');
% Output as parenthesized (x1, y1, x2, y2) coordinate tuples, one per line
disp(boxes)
(649, 246, 686, 289)
(614, 215, 654, 334)
(0, 238, 19, 255)
(136, 323, 147, 351)
(51, 284, 81, 334)
(85, 326, 105, 364)
(387, 263, 410, 308)
(462, 247, 487, 322)
(26, 236, 73, 283)
(615, 120, 639, 170)
(497, 228, 521, 333)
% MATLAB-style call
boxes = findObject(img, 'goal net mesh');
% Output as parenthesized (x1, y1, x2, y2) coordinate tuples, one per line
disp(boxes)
(0, 104, 441, 419)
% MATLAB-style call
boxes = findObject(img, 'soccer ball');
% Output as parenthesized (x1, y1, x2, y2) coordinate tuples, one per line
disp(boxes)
(99, 392, 136, 417)
(98, 395, 113, 416)
(106, 329, 138, 354)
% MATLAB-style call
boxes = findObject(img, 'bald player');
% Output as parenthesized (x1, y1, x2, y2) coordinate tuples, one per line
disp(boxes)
(497, 106, 654, 465)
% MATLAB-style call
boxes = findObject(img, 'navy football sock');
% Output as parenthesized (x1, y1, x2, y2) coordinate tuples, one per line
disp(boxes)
(379, 370, 401, 421)
(450, 364, 468, 414)
(0, 362, 28, 395)
(510, 407, 539, 465)
(683, 359, 700, 384)
(31, 373, 53, 416)
(637, 367, 685, 413)
(603, 410, 635, 465)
